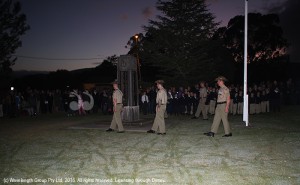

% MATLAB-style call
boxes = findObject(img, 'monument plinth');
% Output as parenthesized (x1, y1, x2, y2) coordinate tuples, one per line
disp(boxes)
(117, 55, 140, 122)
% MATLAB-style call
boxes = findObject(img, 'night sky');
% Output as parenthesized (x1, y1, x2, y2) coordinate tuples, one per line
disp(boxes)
(12, 0, 298, 72)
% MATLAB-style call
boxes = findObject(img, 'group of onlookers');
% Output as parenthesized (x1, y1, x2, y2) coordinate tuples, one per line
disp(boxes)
(0, 79, 298, 119)
(0, 88, 114, 118)
(139, 79, 299, 117)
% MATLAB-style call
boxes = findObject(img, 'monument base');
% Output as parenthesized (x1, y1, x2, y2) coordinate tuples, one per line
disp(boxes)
(122, 106, 140, 122)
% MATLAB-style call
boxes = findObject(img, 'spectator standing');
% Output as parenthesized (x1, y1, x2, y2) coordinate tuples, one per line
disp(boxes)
(237, 91, 244, 115)
(141, 91, 149, 115)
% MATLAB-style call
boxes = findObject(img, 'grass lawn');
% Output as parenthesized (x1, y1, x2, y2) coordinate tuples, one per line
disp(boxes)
(0, 106, 299, 185)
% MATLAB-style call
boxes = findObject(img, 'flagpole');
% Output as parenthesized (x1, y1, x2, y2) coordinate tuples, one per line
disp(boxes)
(243, 0, 249, 126)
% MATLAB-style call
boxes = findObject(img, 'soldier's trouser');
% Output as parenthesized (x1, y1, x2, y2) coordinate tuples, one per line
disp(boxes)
(211, 104, 231, 134)
(209, 100, 216, 114)
(195, 101, 207, 119)
(238, 102, 243, 114)
(232, 103, 237, 115)
(152, 105, 166, 133)
(110, 104, 124, 131)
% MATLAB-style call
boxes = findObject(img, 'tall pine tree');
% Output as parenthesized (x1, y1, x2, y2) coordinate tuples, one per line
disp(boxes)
(139, 0, 233, 85)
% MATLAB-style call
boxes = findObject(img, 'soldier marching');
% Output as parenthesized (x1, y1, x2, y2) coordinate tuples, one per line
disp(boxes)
(147, 80, 168, 135)
(106, 80, 125, 133)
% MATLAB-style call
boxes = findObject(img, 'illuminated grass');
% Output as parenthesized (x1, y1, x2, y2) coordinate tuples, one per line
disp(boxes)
(0, 106, 300, 184)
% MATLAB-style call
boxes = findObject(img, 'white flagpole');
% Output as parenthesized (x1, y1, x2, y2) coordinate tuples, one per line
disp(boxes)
(243, 0, 249, 126)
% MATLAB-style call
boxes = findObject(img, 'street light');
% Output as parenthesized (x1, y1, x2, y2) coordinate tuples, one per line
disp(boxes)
(134, 34, 141, 81)
(134, 34, 139, 40)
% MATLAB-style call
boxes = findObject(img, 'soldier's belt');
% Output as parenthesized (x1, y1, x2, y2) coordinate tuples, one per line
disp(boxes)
(217, 101, 226, 104)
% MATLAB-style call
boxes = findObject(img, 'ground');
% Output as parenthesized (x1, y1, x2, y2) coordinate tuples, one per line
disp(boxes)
(0, 106, 299, 185)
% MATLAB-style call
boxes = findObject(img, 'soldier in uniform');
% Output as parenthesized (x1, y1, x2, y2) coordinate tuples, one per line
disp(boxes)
(191, 81, 208, 120)
(147, 80, 167, 135)
(204, 76, 232, 137)
(106, 80, 125, 133)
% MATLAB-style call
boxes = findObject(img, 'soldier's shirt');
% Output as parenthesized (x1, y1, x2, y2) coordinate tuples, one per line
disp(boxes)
(217, 85, 230, 102)
(156, 88, 167, 105)
(113, 89, 123, 104)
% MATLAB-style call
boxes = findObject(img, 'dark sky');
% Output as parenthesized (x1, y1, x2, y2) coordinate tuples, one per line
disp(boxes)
(12, 0, 295, 71)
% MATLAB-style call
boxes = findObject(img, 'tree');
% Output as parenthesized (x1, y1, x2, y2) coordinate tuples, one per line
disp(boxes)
(0, 0, 30, 89)
(213, 13, 290, 82)
(126, 33, 143, 56)
(132, 0, 236, 85)
(105, 55, 119, 66)
(217, 13, 288, 63)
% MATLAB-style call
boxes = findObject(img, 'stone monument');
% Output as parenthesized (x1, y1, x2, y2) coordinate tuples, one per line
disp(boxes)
(117, 55, 140, 122)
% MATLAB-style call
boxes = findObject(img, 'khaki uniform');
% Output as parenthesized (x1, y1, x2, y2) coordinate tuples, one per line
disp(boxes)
(195, 87, 208, 119)
(211, 85, 231, 134)
(110, 89, 124, 132)
(151, 88, 167, 133)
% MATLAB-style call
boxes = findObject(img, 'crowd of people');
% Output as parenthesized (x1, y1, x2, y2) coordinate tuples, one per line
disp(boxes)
(139, 79, 299, 117)
(0, 78, 298, 119)
(0, 88, 114, 118)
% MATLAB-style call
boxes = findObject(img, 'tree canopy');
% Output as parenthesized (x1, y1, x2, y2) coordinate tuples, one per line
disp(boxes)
(0, 0, 30, 89)
(138, 0, 232, 85)
(215, 13, 288, 63)
(0, 0, 29, 71)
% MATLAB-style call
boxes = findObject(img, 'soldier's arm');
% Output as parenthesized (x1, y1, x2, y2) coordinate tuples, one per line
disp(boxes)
(157, 92, 162, 107)
(113, 98, 117, 106)
(113, 92, 117, 106)
(158, 99, 161, 107)
(226, 93, 230, 113)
